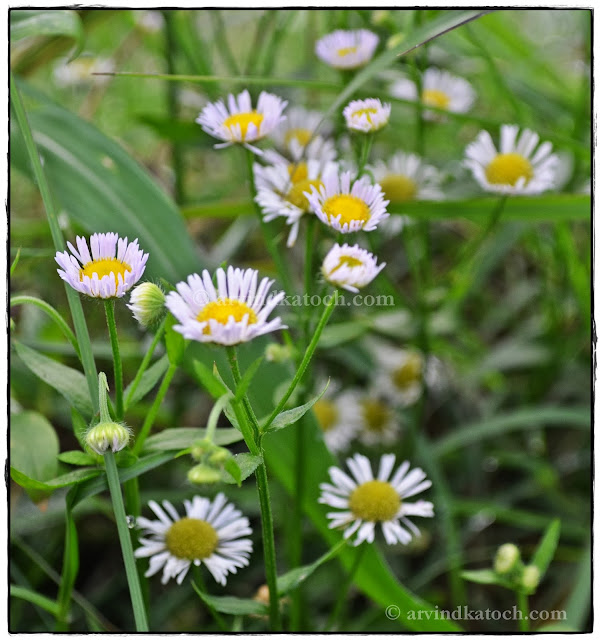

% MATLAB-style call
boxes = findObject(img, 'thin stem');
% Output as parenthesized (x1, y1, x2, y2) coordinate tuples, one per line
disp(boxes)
(245, 148, 294, 293)
(356, 134, 374, 178)
(10, 72, 98, 409)
(104, 300, 124, 421)
(124, 317, 167, 411)
(226, 348, 281, 631)
(262, 290, 338, 433)
(516, 590, 530, 632)
(131, 363, 177, 456)
(324, 543, 367, 631)
(104, 451, 149, 631)
(210, 11, 240, 76)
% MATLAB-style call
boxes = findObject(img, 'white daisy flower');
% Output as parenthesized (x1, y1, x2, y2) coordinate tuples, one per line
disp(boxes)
(307, 170, 389, 234)
(135, 494, 253, 586)
(165, 266, 286, 345)
(196, 89, 287, 152)
(55, 233, 148, 299)
(464, 124, 559, 195)
(270, 106, 336, 162)
(313, 389, 360, 454)
(370, 152, 444, 204)
(319, 453, 434, 546)
(322, 243, 385, 293)
(343, 98, 391, 133)
(355, 396, 400, 447)
(390, 68, 475, 119)
(254, 158, 338, 247)
(375, 347, 425, 407)
(316, 29, 379, 70)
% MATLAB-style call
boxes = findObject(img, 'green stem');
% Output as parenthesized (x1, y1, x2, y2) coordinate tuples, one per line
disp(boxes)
(210, 11, 240, 76)
(104, 300, 124, 421)
(516, 590, 530, 632)
(226, 348, 281, 631)
(262, 290, 338, 433)
(131, 363, 177, 456)
(104, 451, 149, 631)
(124, 317, 166, 411)
(356, 134, 374, 178)
(245, 148, 294, 293)
(10, 71, 98, 409)
(324, 543, 367, 631)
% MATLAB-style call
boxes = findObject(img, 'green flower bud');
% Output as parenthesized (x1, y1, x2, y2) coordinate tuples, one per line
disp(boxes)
(386, 33, 405, 50)
(265, 342, 294, 363)
(127, 282, 166, 329)
(86, 421, 131, 455)
(521, 565, 541, 592)
(191, 438, 213, 461)
(494, 543, 521, 575)
(188, 463, 222, 485)
(209, 447, 231, 464)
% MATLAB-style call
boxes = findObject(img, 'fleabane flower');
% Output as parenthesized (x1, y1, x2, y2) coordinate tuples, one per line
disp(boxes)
(343, 98, 391, 133)
(270, 106, 336, 162)
(307, 170, 389, 234)
(165, 266, 286, 345)
(135, 494, 253, 586)
(55, 233, 148, 299)
(355, 395, 400, 446)
(254, 158, 338, 247)
(319, 453, 434, 546)
(464, 125, 559, 195)
(316, 29, 379, 70)
(322, 243, 385, 293)
(390, 68, 475, 119)
(375, 346, 426, 407)
(196, 89, 287, 152)
(371, 152, 444, 204)
(313, 389, 361, 454)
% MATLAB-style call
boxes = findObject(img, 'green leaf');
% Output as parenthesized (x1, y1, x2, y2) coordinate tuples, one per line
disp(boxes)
(10, 247, 21, 276)
(57, 451, 97, 466)
(10, 411, 59, 502)
(220, 453, 262, 485)
(461, 569, 513, 589)
(222, 457, 241, 486)
(71, 407, 88, 449)
(10, 10, 84, 59)
(193, 359, 230, 400)
(262, 380, 329, 434)
(192, 585, 268, 616)
(10, 585, 60, 617)
(12, 80, 202, 282)
(277, 541, 345, 596)
(14, 341, 93, 418)
(432, 407, 590, 457)
(10, 466, 100, 493)
(234, 356, 264, 401)
(531, 519, 561, 580)
(143, 427, 244, 452)
(124, 354, 170, 408)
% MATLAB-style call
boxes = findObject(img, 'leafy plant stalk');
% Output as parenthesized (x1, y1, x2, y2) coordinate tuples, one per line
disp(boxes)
(104, 300, 124, 421)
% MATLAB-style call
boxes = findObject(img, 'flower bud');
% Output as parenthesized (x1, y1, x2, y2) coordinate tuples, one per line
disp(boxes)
(494, 543, 521, 575)
(86, 421, 131, 455)
(188, 463, 222, 485)
(386, 33, 405, 50)
(209, 447, 231, 464)
(265, 342, 294, 363)
(521, 565, 541, 592)
(127, 282, 166, 329)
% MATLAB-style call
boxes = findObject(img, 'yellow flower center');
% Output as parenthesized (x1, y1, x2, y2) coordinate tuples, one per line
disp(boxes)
(349, 480, 401, 522)
(223, 111, 264, 140)
(361, 399, 392, 433)
(351, 107, 378, 124)
(287, 178, 323, 211)
(485, 153, 534, 186)
(322, 194, 370, 228)
(337, 46, 358, 57)
(328, 254, 364, 278)
(165, 517, 218, 560)
(379, 174, 418, 203)
(79, 258, 131, 288)
(392, 353, 423, 390)
(288, 162, 308, 183)
(421, 89, 451, 110)
(197, 298, 258, 334)
(285, 128, 313, 148)
(313, 399, 338, 432)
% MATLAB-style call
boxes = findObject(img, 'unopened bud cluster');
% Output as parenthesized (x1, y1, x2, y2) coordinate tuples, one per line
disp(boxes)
(187, 438, 233, 485)
(493, 542, 541, 594)
(86, 421, 132, 455)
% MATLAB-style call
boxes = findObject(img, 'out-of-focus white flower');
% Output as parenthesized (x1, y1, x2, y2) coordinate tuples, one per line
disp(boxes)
(270, 106, 336, 162)
(322, 243, 385, 293)
(316, 29, 379, 70)
(343, 98, 391, 133)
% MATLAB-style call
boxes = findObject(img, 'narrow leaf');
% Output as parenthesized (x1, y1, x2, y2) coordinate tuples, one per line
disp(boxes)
(124, 354, 169, 408)
(263, 380, 329, 434)
(220, 453, 262, 485)
(57, 451, 96, 466)
(193, 585, 267, 616)
(531, 519, 561, 579)
(143, 427, 244, 452)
